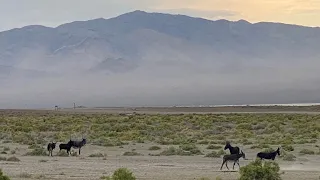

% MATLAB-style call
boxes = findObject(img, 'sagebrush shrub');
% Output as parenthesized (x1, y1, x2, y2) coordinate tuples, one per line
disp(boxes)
(299, 149, 315, 155)
(102, 168, 136, 180)
(239, 159, 282, 180)
(0, 169, 10, 180)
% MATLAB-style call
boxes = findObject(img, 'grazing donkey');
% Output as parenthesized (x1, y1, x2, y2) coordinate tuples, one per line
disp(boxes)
(59, 141, 72, 155)
(68, 138, 87, 155)
(224, 141, 240, 154)
(47, 142, 56, 157)
(220, 150, 246, 170)
(257, 147, 281, 160)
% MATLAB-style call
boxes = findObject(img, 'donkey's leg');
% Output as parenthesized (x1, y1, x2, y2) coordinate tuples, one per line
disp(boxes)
(225, 162, 229, 170)
(220, 160, 226, 170)
(233, 161, 236, 170)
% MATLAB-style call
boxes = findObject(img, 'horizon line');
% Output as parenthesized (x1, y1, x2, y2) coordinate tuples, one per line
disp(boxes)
(1, 9, 319, 33)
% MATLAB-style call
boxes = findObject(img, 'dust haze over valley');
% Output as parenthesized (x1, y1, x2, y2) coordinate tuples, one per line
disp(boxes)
(1, 10, 320, 108)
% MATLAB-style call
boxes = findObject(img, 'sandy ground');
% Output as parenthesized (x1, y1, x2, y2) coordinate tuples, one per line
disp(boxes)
(1, 142, 320, 180)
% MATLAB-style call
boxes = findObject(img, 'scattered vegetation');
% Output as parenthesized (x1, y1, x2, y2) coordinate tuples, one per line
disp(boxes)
(205, 150, 226, 158)
(239, 159, 282, 180)
(282, 145, 294, 152)
(179, 144, 203, 155)
(282, 153, 296, 161)
(299, 149, 315, 155)
(281, 151, 296, 161)
(261, 148, 275, 153)
(206, 145, 222, 150)
(250, 144, 270, 149)
(157, 145, 203, 156)
(24, 147, 47, 156)
(89, 153, 105, 157)
(6, 156, 20, 162)
(0, 112, 319, 148)
(123, 151, 143, 156)
(148, 146, 161, 151)
(101, 168, 136, 180)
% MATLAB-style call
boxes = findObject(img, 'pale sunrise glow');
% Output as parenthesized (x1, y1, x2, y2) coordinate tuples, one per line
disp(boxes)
(152, 0, 320, 26)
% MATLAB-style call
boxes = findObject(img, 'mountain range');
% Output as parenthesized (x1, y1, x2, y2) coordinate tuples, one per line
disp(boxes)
(1, 10, 320, 108)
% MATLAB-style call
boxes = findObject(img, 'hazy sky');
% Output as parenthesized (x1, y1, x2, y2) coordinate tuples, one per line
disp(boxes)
(0, 0, 319, 31)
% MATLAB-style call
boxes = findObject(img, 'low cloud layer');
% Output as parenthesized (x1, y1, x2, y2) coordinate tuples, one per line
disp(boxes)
(1, 55, 320, 109)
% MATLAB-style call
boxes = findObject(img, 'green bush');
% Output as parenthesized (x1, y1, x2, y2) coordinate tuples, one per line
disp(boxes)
(89, 153, 105, 157)
(123, 151, 142, 156)
(239, 159, 282, 180)
(0, 169, 10, 180)
(101, 168, 136, 180)
(282, 145, 294, 152)
(148, 146, 161, 151)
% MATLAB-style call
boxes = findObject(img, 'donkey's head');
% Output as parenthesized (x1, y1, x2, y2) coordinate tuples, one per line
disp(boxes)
(224, 142, 231, 150)
(276, 147, 281, 156)
(240, 150, 246, 159)
(82, 138, 87, 145)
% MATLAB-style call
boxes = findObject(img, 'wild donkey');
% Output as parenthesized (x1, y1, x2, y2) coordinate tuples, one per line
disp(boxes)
(224, 141, 240, 154)
(68, 137, 87, 155)
(220, 150, 246, 170)
(59, 141, 72, 155)
(47, 142, 56, 157)
(257, 147, 281, 160)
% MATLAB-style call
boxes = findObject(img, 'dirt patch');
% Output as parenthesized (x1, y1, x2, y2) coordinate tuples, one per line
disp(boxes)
(1, 143, 320, 180)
